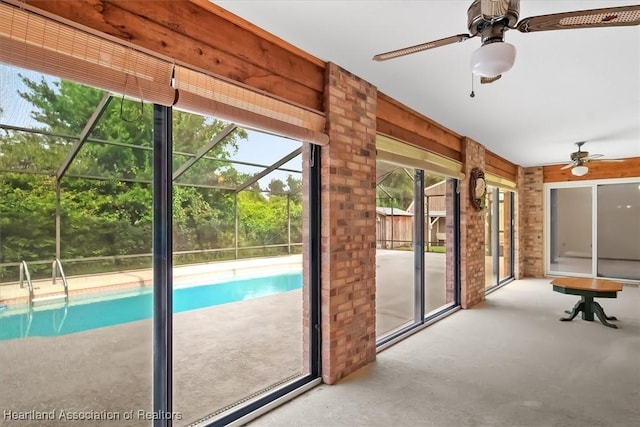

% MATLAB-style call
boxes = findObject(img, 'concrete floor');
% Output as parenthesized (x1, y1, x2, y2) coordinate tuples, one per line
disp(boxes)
(4, 256, 636, 427)
(248, 279, 640, 427)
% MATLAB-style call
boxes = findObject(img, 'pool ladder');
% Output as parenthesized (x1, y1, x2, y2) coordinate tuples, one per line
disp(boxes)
(20, 259, 69, 307)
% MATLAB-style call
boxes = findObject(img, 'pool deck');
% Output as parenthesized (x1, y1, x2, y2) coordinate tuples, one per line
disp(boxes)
(0, 251, 455, 426)
(0, 255, 302, 305)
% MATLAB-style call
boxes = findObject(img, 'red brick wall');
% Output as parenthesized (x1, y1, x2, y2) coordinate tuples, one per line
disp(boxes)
(320, 63, 377, 384)
(459, 138, 486, 308)
(522, 167, 544, 277)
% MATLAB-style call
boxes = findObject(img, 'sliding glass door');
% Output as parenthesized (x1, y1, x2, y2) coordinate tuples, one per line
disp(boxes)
(375, 158, 460, 342)
(548, 186, 593, 276)
(596, 183, 640, 280)
(546, 179, 640, 281)
(485, 187, 515, 290)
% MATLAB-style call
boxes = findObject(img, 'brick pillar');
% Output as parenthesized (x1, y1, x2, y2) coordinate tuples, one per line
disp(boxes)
(514, 166, 525, 279)
(321, 63, 377, 384)
(522, 167, 544, 277)
(459, 137, 485, 308)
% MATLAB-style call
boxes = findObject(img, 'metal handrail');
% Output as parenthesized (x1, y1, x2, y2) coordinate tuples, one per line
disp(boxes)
(0, 243, 304, 269)
(52, 258, 69, 302)
(19, 261, 34, 304)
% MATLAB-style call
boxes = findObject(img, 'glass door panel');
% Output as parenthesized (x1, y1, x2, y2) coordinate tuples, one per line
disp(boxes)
(597, 183, 640, 280)
(375, 161, 415, 337)
(499, 190, 514, 282)
(485, 189, 496, 288)
(424, 176, 456, 316)
(549, 187, 593, 275)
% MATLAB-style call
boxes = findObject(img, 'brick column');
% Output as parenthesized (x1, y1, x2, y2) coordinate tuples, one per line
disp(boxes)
(514, 166, 525, 279)
(459, 137, 485, 308)
(522, 167, 544, 277)
(321, 63, 377, 384)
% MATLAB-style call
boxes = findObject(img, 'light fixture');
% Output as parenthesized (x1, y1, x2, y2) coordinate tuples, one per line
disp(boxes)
(470, 42, 517, 77)
(571, 165, 589, 176)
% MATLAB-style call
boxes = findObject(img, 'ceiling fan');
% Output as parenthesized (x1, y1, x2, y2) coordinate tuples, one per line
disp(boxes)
(372, 0, 640, 84)
(560, 142, 624, 176)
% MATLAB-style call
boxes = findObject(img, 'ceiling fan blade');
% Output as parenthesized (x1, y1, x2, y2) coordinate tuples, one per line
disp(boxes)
(590, 158, 625, 163)
(583, 154, 604, 161)
(517, 5, 640, 33)
(480, 75, 502, 84)
(481, 0, 510, 20)
(560, 162, 577, 170)
(372, 34, 472, 61)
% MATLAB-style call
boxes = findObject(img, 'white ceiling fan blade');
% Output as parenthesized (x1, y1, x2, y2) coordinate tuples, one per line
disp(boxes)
(560, 162, 577, 170)
(583, 154, 604, 161)
(517, 5, 640, 33)
(372, 34, 472, 61)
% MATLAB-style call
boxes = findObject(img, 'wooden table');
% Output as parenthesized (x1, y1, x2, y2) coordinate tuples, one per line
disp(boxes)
(551, 277, 623, 329)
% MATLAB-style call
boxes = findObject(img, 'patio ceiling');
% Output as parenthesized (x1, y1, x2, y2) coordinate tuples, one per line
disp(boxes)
(214, 1, 640, 168)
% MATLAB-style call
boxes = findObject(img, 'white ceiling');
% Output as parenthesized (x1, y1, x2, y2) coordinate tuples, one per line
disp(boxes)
(214, 1, 640, 167)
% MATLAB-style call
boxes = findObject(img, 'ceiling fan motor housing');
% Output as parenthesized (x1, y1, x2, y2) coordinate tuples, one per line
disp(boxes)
(571, 151, 589, 162)
(468, 0, 520, 38)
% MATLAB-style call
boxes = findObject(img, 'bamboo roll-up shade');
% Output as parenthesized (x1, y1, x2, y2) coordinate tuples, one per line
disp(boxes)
(484, 172, 517, 191)
(0, 3, 176, 106)
(176, 90, 329, 145)
(376, 135, 464, 179)
(173, 65, 328, 145)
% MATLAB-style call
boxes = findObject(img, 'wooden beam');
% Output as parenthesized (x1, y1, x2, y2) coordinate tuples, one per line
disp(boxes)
(377, 118, 462, 162)
(24, 0, 325, 111)
(376, 92, 462, 155)
(543, 157, 640, 182)
(485, 150, 518, 181)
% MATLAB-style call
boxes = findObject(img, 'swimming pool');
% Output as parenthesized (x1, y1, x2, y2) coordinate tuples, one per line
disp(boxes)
(0, 272, 302, 341)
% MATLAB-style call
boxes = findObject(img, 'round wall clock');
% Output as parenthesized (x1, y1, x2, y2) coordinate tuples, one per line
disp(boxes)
(469, 167, 486, 211)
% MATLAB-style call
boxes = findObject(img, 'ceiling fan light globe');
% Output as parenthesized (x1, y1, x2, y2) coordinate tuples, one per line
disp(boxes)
(571, 165, 589, 176)
(470, 42, 516, 77)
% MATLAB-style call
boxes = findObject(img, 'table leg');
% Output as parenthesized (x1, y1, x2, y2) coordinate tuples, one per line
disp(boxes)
(560, 300, 584, 322)
(593, 302, 618, 329)
(581, 296, 595, 321)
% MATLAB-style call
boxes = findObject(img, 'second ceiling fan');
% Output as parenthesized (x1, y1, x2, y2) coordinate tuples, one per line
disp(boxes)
(372, 0, 640, 84)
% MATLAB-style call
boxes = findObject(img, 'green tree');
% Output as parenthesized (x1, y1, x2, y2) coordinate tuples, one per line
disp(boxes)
(0, 74, 248, 277)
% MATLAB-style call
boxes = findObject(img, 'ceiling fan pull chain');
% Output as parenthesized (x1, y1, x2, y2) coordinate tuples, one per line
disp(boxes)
(470, 73, 476, 98)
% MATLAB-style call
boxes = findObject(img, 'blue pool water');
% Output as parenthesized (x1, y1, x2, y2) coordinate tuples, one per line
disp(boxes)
(0, 272, 302, 341)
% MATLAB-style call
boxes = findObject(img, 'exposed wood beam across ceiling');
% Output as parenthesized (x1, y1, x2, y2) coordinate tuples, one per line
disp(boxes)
(21, 0, 520, 182)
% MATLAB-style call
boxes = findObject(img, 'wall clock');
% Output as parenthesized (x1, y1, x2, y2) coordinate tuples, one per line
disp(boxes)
(469, 167, 486, 211)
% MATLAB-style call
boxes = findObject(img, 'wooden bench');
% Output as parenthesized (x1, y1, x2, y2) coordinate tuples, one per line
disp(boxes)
(551, 277, 623, 329)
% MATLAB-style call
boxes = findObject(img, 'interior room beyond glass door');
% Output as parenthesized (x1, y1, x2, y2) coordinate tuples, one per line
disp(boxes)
(549, 187, 593, 275)
(597, 183, 640, 280)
